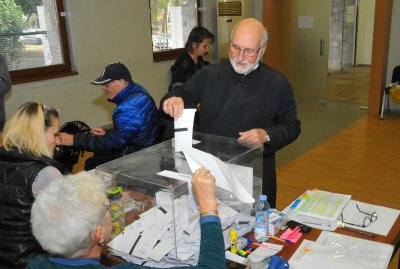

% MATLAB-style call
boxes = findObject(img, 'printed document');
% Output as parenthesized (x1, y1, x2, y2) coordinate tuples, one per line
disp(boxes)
(289, 231, 394, 269)
(293, 190, 351, 221)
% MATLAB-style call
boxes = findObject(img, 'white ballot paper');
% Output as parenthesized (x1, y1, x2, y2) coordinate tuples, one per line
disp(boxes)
(182, 145, 255, 204)
(174, 108, 196, 152)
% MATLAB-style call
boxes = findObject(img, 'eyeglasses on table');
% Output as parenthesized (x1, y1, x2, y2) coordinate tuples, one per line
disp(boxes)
(340, 204, 378, 228)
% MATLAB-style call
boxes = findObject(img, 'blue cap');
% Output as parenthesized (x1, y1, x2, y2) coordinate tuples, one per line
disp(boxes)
(259, 194, 267, 201)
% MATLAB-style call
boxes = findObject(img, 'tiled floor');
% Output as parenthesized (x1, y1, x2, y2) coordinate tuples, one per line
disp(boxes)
(327, 66, 371, 106)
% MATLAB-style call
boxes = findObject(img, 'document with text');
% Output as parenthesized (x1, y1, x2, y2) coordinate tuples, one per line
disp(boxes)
(289, 231, 394, 269)
(293, 190, 351, 221)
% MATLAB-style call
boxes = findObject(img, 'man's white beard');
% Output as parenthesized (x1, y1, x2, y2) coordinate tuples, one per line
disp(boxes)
(230, 51, 262, 74)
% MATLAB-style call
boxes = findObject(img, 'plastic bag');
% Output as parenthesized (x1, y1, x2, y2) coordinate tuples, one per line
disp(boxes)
(390, 86, 400, 103)
(267, 255, 289, 269)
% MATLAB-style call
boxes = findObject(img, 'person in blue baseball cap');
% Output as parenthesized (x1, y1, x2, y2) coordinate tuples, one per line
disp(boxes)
(59, 62, 161, 170)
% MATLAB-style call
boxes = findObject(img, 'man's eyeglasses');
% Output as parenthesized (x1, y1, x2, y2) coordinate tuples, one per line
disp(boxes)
(229, 42, 263, 57)
(102, 81, 111, 87)
(340, 204, 378, 228)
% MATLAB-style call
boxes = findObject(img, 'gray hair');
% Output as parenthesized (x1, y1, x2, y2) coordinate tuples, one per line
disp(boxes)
(261, 27, 269, 46)
(31, 172, 107, 258)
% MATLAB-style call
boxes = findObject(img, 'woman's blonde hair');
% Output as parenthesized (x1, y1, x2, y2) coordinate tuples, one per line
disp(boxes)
(2, 102, 59, 158)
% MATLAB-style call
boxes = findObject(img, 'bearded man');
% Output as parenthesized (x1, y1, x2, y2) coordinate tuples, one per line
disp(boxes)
(160, 18, 301, 208)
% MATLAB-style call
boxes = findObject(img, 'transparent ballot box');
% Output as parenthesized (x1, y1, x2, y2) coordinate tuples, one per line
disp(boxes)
(96, 132, 263, 266)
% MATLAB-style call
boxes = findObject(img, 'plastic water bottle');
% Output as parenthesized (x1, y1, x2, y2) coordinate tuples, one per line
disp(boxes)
(105, 186, 125, 238)
(254, 194, 270, 242)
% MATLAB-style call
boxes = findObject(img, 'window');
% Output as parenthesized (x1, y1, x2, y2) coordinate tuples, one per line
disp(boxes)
(0, 0, 74, 84)
(150, 0, 200, 62)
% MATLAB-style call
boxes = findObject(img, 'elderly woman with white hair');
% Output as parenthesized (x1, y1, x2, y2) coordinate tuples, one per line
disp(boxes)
(27, 168, 225, 269)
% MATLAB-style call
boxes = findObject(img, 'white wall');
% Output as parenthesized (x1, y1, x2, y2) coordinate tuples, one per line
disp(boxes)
(356, 0, 375, 65)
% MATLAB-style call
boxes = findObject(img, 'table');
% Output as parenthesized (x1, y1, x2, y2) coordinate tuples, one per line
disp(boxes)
(267, 214, 400, 261)
(101, 213, 400, 268)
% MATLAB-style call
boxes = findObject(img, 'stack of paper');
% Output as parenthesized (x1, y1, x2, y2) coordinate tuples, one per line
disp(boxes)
(293, 190, 351, 221)
(283, 190, 352, 231)
(289, 231, 394, 269)
(284, 190, 400, 234)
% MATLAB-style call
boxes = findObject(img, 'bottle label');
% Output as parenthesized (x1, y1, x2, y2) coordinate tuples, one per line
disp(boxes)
(254, 201, 269, 242)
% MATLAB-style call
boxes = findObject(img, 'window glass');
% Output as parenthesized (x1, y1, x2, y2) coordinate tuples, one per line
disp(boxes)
(0, 0, 72, 83)
(150, 0, 199, 61)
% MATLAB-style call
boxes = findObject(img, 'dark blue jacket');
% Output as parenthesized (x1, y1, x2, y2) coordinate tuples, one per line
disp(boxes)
(74, 83, 160, 155)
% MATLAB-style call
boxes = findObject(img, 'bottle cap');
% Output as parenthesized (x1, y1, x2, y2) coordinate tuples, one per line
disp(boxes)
(106, 186, 123, 200)
(259, 194, 267, 201)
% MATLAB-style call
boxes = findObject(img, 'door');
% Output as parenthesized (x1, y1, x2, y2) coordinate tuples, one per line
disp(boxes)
(283, 0, 331, 102)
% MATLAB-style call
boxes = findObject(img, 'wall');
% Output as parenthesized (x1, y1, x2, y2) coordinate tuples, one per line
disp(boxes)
(4, 0, 171, 127)
(201, 0, 218, 61)
(356, 0, 375, 65)
(329, 0, 375, 73)
(329, 0, 345, 73)
(4, 0, 261, 127)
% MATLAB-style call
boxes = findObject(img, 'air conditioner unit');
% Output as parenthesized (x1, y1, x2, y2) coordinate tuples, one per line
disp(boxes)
(217, 0, 249, 60)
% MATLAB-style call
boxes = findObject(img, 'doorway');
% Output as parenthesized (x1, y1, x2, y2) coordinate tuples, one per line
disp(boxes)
(327, 0, 375, 106)
(264, 0, 390, 114)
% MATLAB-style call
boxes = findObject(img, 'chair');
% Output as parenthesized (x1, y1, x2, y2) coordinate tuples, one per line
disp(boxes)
(380, 65, 400, 119)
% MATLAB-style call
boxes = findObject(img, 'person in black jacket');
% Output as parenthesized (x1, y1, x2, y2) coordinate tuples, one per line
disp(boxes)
(0, 102, 69, 269)
(168, 26, 215, 91)
(161, 27, 214, 140)
(0, 53, 12, 132)
(160, 18, 301, 208)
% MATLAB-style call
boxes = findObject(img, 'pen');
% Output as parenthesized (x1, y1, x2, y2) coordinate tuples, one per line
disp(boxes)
(252, 243, 281, 251)
(269, 235, 293, 243)
(340, 226, 376, 238)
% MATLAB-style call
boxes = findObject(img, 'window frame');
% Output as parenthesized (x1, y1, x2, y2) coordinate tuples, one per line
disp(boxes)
(150, 0, 201, 62)
(9, 0, 76, 84)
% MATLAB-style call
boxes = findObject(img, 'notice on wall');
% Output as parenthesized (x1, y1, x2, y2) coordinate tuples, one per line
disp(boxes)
(298, 16, 314, 29)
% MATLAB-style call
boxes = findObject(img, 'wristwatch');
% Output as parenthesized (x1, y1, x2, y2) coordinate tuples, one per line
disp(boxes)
(264, 131, 270, 144)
